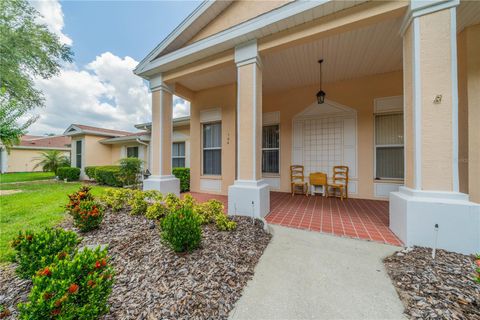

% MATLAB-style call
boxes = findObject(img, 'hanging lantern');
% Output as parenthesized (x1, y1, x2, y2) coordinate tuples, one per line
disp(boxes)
(316, 59, 326, 104)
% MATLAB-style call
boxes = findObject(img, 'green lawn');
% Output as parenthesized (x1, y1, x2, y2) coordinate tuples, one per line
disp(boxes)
(0, 171, 55, 183)
(0, 181, 108, 263)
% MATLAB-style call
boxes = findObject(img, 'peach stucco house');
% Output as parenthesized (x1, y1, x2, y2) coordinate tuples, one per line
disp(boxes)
(134, 0, 479, 254)
(0, 135, 71, 173)
(63, 120, 190, 179)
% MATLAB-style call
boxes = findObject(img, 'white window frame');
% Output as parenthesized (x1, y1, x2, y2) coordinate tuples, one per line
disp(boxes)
(75, 140, 82, 169)
(126, 146, 139, 158)
(262, 124, 280, 175)
(374, 112, 404, 181)
(172, 141, 186, 168)
(202, 121, 221, 176)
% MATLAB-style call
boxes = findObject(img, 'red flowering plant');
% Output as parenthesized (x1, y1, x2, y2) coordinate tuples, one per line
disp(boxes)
(18, 246, 114, 319)
(10, 228, 79, 279)
(66, 186, 104, 232)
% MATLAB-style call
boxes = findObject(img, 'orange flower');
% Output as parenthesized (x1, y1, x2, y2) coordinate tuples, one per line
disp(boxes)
(38, 267, 51, 276)
(68, 283, 79, 294)
(100, 258, 107, 267)
(87, 280, 96, 287)
(476, 259, 480, 267)
(95, 261, 102, 269)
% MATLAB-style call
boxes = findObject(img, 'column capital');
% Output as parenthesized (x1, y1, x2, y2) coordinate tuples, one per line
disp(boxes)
(400, 0, 459, 35)
(234, 39, 262, 68)
(148, 74, 175, 93)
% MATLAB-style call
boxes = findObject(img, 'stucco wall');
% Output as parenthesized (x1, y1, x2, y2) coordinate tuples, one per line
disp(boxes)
(6, 149, 70, 172)
(84, 135, 113, 167)
(190, 84, 236, 195)
(263, 70, 403, 199)
(187, 0, 291, 45)
(187, 71, 403, 198)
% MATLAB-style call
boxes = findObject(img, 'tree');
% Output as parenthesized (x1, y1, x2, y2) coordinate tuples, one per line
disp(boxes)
(33, 150, 70, 173)
(0, 0, 73, 149)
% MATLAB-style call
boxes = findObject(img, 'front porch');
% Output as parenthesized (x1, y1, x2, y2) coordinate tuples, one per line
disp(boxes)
(190, 192, 402, 246)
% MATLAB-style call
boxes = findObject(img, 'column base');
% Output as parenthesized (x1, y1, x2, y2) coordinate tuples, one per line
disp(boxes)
(143, 175, 180, 197)
(228, 180, 270, 218)
(390, 187, 480, 254)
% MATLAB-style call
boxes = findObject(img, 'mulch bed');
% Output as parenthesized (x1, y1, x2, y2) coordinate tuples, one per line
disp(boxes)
(0, 212, 271, 319)
(384, 247, 480, 319)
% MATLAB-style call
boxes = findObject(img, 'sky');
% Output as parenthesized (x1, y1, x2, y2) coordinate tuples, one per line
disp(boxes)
(27, 0, 201, 135)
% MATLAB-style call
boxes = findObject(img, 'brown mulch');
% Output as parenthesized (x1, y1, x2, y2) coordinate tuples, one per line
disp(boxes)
(0, 212, 271, 319)
(384, 247, 480, 320)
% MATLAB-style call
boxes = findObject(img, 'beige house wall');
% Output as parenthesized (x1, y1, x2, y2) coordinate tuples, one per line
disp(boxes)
(187, 0, 291, 45)
(403, 23, 415, 189)
(190, 83, 236, 195)
(457, 28, 469, 194)
(465, 24, 480, 203)
(7, 149, 70, 172)
(263, 70, 403, 199)
(84, 135, 114, 167)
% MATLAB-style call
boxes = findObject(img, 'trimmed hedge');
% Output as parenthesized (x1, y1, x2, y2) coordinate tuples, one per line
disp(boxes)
(57, 167, 80, 181)
(84, 166, 97, 180)
(95, 166, 122, 187)
(172, 167, 190, 192)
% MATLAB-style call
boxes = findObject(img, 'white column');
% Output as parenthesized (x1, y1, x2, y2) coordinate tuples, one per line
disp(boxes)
(143, 74, 180, 196)
(0, 147, 8, 173)
(390, 0, 479, 254)
(228, 40, 270, 218)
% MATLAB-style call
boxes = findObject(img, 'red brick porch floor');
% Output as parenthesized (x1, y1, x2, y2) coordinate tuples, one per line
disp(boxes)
(188, 191, 403, 246)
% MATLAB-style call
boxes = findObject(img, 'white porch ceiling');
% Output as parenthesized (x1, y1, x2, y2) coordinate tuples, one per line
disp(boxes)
(177, 0, 480, 94)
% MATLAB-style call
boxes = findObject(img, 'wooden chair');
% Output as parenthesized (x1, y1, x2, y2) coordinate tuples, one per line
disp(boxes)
(290, 165, 308, 196)
(309, 172, 328, 196)
(328, 166, 349, 200)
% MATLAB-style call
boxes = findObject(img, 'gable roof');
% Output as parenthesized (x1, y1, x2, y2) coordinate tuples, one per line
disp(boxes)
(135, 1, 368, 77)
(14, 135, 71, 150)
(64, 124, 134, 137)
(135, 1, 233, 75)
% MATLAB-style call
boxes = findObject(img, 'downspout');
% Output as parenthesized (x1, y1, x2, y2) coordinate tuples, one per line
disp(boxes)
(136, 137, 150, 173)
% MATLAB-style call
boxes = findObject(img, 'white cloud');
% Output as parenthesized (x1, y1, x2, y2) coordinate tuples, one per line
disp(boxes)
(28, 52, 191, 135)
(173, 98, 191, 118)
(30, 0, 72, 45)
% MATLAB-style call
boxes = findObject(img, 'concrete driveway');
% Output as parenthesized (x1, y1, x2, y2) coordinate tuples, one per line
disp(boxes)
(229, 225, 406, 320)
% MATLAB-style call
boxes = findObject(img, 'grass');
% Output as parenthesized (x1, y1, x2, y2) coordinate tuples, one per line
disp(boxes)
(0, 181, 108, 263)
(0, 172, 55, 184)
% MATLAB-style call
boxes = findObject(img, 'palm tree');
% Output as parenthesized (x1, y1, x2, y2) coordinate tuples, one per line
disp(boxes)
(33, 150, 70, 173)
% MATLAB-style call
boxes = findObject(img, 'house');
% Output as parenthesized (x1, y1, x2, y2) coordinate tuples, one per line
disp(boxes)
(134, 0, 480, 254)
(63, 120, 190, 179)
(0, 135, 71, 173)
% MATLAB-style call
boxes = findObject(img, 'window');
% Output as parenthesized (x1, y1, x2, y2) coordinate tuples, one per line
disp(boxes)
(262, 125, 280, 174)
(203, 122, 221, 175)
(172, 142, 186, 168)
(126, 146, 139, 158)
(75, 140, 82, 168)
(375, 113, 404, 179)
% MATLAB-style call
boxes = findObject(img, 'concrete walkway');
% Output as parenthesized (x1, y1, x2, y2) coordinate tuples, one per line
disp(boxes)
(229, 225, 406, 320)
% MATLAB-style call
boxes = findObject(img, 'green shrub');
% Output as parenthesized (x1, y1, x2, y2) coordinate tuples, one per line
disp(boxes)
(118, 158, 143, 186)
(172, 167, 190, 192)
(95, 166, 122, 187)
(215, 213, 237, 231)
(10, 228, 80, 279)
(195, 199, 224, 225)
(161, 206, 202, 252)
(164, 193, 181, 211)
(71, 200, 104, 232)
(57, 167, 80, 181)
(99, 188, 133, 213)
(475, 254, 480, 284)
(18, 247, 114, 320)
(84, 166, 98, 180)
(145, 201, 168, 220)
(128, 190, 149, 216)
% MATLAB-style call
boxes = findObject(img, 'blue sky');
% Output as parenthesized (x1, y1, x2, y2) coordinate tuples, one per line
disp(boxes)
(61, 1, 201, 66)
(28, 0, 200, 135)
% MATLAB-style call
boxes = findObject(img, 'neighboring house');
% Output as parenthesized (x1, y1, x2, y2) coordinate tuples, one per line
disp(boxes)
(134, 0, 480, 254)
(63, 120, 190, 179)
(0, 135, 71, 173)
